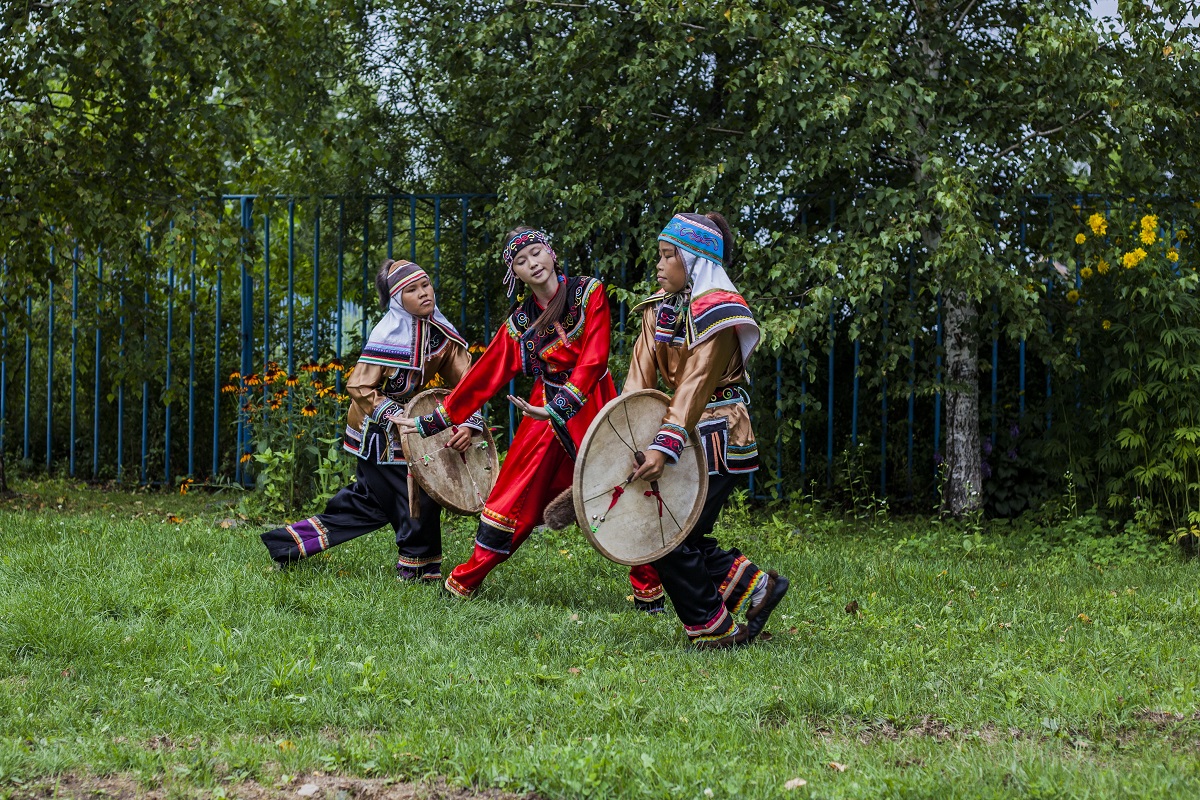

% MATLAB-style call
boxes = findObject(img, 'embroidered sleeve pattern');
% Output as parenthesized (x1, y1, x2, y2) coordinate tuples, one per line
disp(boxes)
(416, 401, 453, 438)
(370, 398, 403, 425)
(461, 411, 485, 432)
(649, 422, 689, 463)
(544, 380, 586, 428)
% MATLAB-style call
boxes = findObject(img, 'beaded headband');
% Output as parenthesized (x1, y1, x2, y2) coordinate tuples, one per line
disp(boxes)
(501, 229, 556, 296)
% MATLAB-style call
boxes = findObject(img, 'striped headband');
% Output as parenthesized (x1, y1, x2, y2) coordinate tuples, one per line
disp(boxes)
(501, 229, 556, 296)
(658, 213, 724, 263)
(387, 260, 428, 297)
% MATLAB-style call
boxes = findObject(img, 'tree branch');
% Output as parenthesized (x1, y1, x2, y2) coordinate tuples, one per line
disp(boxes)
(949, 0, 979, 32)
(995, 109, 1097, 158)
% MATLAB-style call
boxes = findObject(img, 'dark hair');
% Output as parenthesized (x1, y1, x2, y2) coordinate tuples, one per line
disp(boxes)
(704, 211, 735, 268)
(376, 259, 395, 309)
(505, 225, 569, 333)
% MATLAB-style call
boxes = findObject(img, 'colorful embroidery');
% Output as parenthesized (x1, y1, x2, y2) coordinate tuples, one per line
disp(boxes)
(633, 584, 665, 602)
(501, 229, 557, 297)
(480, 506, 518, 535)
(505, 277, 600, 379)
(546, 380, 586, 424)
(286, 517, 331, 558)
(416, 401, 453, 437)
(396, 554, 442, 568)
(658, 214, 724, 263)
(445, 574, 473, 598)
(719, 554, 765, 615)
(684, 607, 736, 641)
(707, 386, 749, 408)
(649, 423, 687, 462)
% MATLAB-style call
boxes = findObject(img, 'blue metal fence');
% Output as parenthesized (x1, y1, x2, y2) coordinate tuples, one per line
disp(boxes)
(0, 192, 1070, 504)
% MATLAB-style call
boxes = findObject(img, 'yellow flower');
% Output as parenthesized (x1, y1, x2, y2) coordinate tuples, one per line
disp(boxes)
(1075, 233, 1086, 245)
(228, 371, 241, 382)
(285, 374, 299, 387)
(1067, 289, 1080, 303)
(1102, 320, 1111, 330)
(1122, 248, 1147, 268)
(301, 403, 318, 417)
(221, 384, 239, 394)
(1140, 214, 1158, 231)
(1167, 248, 1180, 262)
(1139, 228, 1157, 245)
(1096, 259, 1110, 275)
(240, 452, 254, 464)
(1087, 213, 1108, 236)
(1080, 267, 1093, 279)
(1179, 229, 1189, 240)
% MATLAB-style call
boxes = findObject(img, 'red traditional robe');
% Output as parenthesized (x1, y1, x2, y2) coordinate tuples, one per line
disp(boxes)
(416, 276, 634, 597)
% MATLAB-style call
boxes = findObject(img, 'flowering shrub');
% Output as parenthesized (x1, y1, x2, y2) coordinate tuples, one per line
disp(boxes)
(224, 358, 355, 517)
(1058, 206, 1200, 540)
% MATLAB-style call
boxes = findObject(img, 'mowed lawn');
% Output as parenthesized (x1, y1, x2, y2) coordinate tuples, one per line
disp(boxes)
(2, 480, 1200, 799)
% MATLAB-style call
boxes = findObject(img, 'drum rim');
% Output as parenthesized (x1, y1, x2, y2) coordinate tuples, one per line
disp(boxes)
(573, 389, 709, 566)
(399, 387, 500, 515)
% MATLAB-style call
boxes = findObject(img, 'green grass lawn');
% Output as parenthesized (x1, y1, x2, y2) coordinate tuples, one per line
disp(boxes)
(2, 479, 1199, 799)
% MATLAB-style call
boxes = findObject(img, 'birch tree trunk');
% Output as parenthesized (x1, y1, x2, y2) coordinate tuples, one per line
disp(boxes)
(941, 287, 982, 514)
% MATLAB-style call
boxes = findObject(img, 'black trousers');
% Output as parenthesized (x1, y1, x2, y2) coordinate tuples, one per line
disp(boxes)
(260, 451, 441, 566)
(651, 473, 763, 632)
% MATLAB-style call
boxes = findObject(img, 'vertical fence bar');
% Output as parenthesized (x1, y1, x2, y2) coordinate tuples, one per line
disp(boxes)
(0, 260, 6, 457)
(775, 354, 783, 500)
(312, 204, 321, 363)
(238, 197, 255, 483)
(287, 200, 296, 377)
(990, 305, 998, 445)
(851, 339, 859, 449)
(212, 204, 223, 479)
(165, 225, 174, 485)
(880, 290, 888, 497)
(409, 197, 417, 262)
(93, 251, 102, 477)
(433, 196, 442, 290)
(461, 197, 469, 331)
(46, 249, 54, 469)
(827, 304, 834, 489)
(386, 196, 395, 260)
(117, 283, 125, 479)
(23, 292, 30, 463)
(906, 263, 915, 495)
(336, 199, 345, 391)
(263, 210, 271, 369)
(70, 247, 79, 477)
(934, 294, 943, 475)
(188, 233, 196, 478)
(141, 229, 151, 484)
(362, 198, 370, 347)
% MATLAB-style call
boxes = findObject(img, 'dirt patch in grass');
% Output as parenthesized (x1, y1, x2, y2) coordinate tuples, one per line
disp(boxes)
(11, 773, 539, 800)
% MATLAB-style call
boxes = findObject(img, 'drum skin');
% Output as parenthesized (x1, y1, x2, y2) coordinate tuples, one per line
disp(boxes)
(400, 388, 500, 515)
(573, 390, 708, 566)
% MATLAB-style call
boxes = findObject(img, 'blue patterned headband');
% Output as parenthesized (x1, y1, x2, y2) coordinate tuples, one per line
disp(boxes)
(658, 213, 724, 263)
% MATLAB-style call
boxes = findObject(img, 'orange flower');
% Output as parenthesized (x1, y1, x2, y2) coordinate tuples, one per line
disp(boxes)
(327, 358, 344, 372)
(301, 403, 318, 417)
(301, 360, 320, 373)
(228, 371, 241, 382)
(269, 399, 283, 411)
(285, 374, 299, 387)
(221, 384, 239, 394)
(179, 478, 194, 496)
(244, 373, 261, 387)
(240, 452, 254, 464)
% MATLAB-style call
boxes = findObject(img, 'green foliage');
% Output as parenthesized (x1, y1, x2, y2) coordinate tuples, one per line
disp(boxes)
(1039, 202, 1200, 536)
(1, 480, 1199, 798)
(231, 360, 354, 518)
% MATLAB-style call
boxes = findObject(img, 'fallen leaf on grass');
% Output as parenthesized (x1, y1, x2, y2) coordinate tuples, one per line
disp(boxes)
(828, 762, 847, 772)
(166, 515, 184, 524)
(844, 600, 859, 615)
(277, 740, 295, 751)
(784, 778, 808, 790)
(1078, 613, 1093, 624)
(568, 668, 582, 675)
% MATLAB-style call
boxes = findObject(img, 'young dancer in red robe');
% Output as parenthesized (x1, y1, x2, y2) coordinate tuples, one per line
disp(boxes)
(397, 228, 657, 599)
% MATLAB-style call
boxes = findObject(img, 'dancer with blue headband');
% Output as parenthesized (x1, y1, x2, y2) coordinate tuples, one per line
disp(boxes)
(396, 226, 621, 599)
(621, 212, 790, 649)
